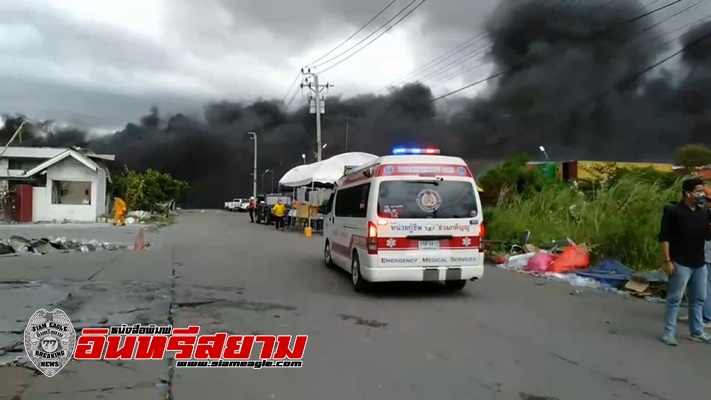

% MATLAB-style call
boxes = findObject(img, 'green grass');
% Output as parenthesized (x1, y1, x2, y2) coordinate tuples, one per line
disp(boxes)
(485, 175, 682, 271)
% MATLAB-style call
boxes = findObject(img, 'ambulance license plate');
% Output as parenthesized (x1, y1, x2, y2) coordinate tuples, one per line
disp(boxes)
(418, 240, 440, 250)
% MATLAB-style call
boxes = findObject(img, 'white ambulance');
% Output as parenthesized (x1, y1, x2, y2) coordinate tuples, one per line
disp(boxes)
(322, 147, 485, 292)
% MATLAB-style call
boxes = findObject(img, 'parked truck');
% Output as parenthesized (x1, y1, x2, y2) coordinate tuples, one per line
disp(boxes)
(224, 198, 248, 212)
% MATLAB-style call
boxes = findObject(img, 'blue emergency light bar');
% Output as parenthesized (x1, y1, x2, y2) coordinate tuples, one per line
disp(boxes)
(392, 147, 441, 155)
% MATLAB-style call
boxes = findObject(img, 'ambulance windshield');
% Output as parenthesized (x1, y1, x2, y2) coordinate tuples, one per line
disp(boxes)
(377, 180, 478, 219)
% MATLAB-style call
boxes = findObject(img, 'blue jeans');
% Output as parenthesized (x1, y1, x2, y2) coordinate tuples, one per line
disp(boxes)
(664, 263, 708, 337)
(704, 263, 711, 323)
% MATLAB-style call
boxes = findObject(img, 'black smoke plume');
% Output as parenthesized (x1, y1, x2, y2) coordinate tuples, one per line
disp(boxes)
(1, 0, 710, 207)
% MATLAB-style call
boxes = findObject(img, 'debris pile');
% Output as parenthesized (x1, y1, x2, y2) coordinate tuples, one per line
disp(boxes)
(126, 210, 152, 225)
(486, 236, 667, 300)
(0, 235, 132, 256)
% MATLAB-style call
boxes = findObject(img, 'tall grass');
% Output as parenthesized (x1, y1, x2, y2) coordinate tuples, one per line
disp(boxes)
(485, 175, 683, 271)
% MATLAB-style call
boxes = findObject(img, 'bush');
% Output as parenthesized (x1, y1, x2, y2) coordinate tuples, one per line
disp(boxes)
(486, 175, 682, 271)
(674, 144, 711, 170)
(110, 167, 190, 213)
(478, 154, 545, 205)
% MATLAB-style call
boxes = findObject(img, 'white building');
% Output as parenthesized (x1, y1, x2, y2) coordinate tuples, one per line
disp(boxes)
(0, 147, 115, 222)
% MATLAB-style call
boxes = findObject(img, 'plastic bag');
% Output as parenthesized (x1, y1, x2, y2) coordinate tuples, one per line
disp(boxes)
(549, 244, 590, 273)
(525, 252, 557, 273)
(505, 253, 536, 269)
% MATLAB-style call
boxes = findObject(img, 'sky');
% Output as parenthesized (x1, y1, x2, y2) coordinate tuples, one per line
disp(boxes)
(0, 0, 707, 131)
(0, 0, 501, 129)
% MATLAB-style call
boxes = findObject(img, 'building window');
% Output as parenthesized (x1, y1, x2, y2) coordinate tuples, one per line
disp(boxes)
(51, 181, 92, 205)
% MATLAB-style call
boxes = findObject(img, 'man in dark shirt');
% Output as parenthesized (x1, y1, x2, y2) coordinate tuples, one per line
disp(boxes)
(658, 178, 711, 346)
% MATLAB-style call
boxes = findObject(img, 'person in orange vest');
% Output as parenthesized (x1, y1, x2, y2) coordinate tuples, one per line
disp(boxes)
(248, 196, 256, 223)
(113, 197, 127, 226)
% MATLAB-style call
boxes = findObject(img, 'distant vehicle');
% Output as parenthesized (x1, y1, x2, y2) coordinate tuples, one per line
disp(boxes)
(323, 147, 484, 292)
(225, 198, 247, 212)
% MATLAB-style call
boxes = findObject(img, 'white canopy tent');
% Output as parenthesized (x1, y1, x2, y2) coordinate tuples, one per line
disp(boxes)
(311, 152, 378, 185)
(279, 152, 378, 187)
(278, 164, 318, 188)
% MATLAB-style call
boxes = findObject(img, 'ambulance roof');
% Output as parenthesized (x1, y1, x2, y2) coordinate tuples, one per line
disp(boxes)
(338, 154, 472, 186)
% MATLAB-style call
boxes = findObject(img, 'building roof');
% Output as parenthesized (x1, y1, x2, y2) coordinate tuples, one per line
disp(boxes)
(0, 146, 115, 161)
(24, 149, 101, 177)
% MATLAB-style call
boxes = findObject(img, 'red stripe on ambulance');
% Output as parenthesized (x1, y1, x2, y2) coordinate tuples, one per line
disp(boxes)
(375, 164, 472, 177)
(331, 235, 368, 257)
(377, 236, 480, 251)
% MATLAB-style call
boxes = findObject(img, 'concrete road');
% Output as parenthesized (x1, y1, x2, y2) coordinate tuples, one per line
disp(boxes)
(1, 210, 710, 400)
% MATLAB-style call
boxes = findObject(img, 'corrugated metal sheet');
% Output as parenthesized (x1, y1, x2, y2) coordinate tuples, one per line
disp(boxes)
(0, 147, 114, 160)
(0, 147, 66, 158)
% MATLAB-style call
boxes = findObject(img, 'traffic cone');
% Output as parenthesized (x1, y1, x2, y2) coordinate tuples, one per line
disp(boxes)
(134, 228, 145, 251)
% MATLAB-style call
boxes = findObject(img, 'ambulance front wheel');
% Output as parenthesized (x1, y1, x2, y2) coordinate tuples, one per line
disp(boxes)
(351, 252, 371, 292)
(445, 280, 467, 290)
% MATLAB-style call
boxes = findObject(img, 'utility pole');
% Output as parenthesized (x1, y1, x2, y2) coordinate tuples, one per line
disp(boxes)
(0, 121, 27, 159)
(300, 68, 332, 162)
(345, 117, 349, 152)
(247, 132, 257, 199)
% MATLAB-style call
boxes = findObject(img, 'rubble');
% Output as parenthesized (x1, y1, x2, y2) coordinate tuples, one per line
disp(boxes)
(0, 235, 134, 256)
(128, 210, 152, 220)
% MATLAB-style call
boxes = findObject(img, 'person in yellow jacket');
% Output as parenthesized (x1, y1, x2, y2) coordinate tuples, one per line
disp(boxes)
(272, 199, 287, 231)
(113, 197, 127, 226)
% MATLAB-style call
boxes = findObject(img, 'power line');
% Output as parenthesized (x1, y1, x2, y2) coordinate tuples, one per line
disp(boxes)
(281, 0, 398, 105)
(429, 57, 490, 87)
(384, 32, 488, 88)
(388, 0, 654, 93)
(548, 25, 711, 132)
(637, 0, 703, 34)
(387, 0, 643, 91)
(306, 0, 398, 67)
(281, 71, 302, 104)
(319, 0, 427, 74)
(414, 44, 490, 84)
(429, 0, 703, 89)
(439, 12, 711, 146)
(430, 0, 684, 102)
(311, 0, 420, 69)
(285, 82, 302, 108)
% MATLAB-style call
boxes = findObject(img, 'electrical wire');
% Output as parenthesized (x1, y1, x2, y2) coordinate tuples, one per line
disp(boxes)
(429, 57, 489, 87)
(282, 1, 399, 104)
(414, 44, 490, 84)
(312, 0, 420, 69)
(388, 0, 657, 92)
(390, 0, 640, 91)
(429, 0, 703, 89)
(319, 0, 427, 74)
(430, 0, 684, 102)
(285, 83, 301, 108)
(306, 0, 398, 67)
(548, 26, 711, 132)
(435, 11, 711, 148)
(384, 32, 488, 88)
(281, 71, 302, 104)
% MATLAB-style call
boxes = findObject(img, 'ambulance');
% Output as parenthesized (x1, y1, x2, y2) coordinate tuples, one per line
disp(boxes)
(322, 147, 485, 292)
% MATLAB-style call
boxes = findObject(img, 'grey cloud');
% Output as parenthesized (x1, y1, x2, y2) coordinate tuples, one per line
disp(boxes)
(0, 76, 204, 128)
(0, 7, 175, 72)
(169, 0, 499, 69)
